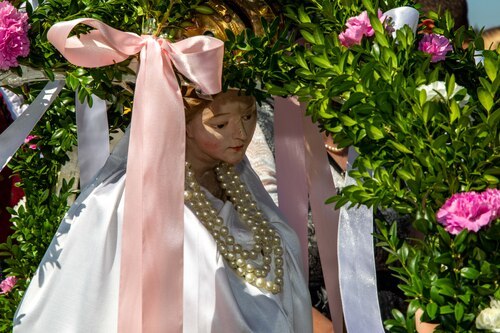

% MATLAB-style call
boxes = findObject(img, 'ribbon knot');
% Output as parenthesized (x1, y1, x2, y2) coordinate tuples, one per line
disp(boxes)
(48, 18, 224, 333)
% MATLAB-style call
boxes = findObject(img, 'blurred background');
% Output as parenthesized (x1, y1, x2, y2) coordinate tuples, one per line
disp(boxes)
(467, 0, 500, 30)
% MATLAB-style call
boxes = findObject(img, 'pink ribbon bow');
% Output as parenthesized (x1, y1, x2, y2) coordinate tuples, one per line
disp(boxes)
(48, 18, 224, 332)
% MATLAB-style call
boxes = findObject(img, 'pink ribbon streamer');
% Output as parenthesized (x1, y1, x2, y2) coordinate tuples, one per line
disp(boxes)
(275, 96, 343, 333)
(48, 19, 223, 332)
(274, 97, 309, 277)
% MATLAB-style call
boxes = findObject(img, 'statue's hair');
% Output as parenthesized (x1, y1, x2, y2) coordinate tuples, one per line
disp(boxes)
(181, 85, 214, 122)
(182, 85, 255, 122)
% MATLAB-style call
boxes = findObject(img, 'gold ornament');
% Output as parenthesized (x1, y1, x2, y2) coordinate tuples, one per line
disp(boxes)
(180, 0, 277, 40)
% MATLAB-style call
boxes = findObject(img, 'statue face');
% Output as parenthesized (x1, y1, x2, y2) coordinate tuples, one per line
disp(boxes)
(186, 89, 257, 168)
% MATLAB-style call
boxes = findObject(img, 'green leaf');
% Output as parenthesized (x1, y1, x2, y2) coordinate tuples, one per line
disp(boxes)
(449, 102, 460, 124)
(361, 0, 375, 14)
(374, 31, 389, 48)
(300, 29, 316, 44)
(430, 286, 445, 304)
(488, 108, 500, 127)
(454, 303, 464, 322)
(366, 125, 384, 140)
(446, 75, 456, 100)
(387, 140, 413, 154)
(478, 87, 494, 111)
(295, 51, 309, 70)
(426, 302, 438, 319)
(193, 5, 215, 15)
(454, 229, 468, 247)
(339, 114, 357, 126)
(310, 56, 332, 69)
(484, 54, 497, 82)
(484, 174, 499, 184)
(440, 305, 454, 314)
(341, 92, 365, 112)
(297, 6, 311, 23)
(396, 168, 414, 181)
(460, 267, 480, 279)
(264, 83, 288, 96)
(313, 27, 325, 45)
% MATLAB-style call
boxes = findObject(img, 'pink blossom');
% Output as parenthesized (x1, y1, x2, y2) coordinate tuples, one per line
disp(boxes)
(339, 10, 387, 48)
(0, 276, 18, 294)
(0, 1, 30, 70)
(418, 33, 452, 62)
(437, 189, 500, 235)
(24, 134, 38, 149)
(480, 189, 500, 219)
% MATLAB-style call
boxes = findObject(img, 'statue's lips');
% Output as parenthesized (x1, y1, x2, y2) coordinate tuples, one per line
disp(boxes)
(230, 145, 244, 151)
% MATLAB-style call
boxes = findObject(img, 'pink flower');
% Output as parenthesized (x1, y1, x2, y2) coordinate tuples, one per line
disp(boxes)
(437, 189, 500, 235)
(0, 276, 18, 294)
(0, 1, 30, 70)
(24, 134, 38, 149)
(339, 10, 387, 48)
(481, 189, 500, 219)
(418, 33, 452, 62)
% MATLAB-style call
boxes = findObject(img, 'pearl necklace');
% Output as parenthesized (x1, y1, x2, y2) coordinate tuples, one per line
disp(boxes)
(184, 162, 284, 294)
(324, 143, 344, 153)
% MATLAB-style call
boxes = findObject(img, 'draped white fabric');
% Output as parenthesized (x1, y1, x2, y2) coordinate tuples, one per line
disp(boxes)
(13, 130, 312, 333)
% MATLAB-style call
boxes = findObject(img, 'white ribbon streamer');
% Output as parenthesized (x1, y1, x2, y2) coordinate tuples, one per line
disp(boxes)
(0, 80, 65, 171)
(75, 94, 109, 188)
(339, 146, 384, 333)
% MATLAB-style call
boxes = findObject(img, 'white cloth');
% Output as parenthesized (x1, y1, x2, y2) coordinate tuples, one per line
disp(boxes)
(246, 123, 279, 205)
(13, 130, 312, 333)
(0, 88, 27, 119)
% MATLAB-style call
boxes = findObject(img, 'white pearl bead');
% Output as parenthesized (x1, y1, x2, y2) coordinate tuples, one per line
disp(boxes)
(245, 272, 256, 283)
(271, 284, 281, 294)
(275, 258, 283, 267)
(255, 278, 265, 288)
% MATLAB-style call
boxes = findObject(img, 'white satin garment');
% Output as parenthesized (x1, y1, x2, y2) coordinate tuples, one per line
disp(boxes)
(13, 131, 313, 333)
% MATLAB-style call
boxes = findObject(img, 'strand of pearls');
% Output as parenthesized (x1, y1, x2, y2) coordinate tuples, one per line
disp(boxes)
(324, 143, 344, 153)
(184, 162, 284, 294)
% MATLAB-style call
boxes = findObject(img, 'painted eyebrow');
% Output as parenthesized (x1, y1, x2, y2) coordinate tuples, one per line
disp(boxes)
(210, 105, 256, 118)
